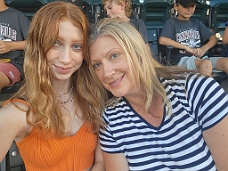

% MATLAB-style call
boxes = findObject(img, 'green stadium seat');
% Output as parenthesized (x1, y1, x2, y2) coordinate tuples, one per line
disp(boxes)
(140, 0, 171, 57)
(7, 0, 50, 20)
(82, 0, 94, 23)
(140, 0, 171, 29)
(0, 142, 25, 171)
(192, 2, 210, 27)
(92, 0, 107, 23)
(58, 0, 94, 23)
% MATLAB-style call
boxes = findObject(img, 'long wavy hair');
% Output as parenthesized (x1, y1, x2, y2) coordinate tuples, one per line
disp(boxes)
(11, 2, 106, 137)
(102, 0, 132, 17)
(89, 18, 190, 114)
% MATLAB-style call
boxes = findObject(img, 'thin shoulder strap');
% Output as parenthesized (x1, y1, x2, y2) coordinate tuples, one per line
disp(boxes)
(3, 99, 28, 107)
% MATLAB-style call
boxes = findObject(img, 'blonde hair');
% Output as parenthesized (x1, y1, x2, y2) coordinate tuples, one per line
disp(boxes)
(89, 18, 189, 114)
(11, 2, 105, 137)
(102, 0, 132, 17)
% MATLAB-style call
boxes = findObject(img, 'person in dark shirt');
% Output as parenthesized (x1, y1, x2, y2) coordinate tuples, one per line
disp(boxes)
(0, 0, 30, 91)
(159, 0, 228, 76)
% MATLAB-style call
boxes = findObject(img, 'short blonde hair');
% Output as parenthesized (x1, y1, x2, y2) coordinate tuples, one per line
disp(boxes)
(102, 0, 132, 17)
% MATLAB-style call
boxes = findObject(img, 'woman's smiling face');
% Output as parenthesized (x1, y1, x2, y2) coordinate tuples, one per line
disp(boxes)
(89, 35, 137, 97)
(46, 18, 84, 83)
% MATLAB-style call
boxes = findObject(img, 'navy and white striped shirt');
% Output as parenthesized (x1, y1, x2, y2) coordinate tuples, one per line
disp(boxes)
(99, 74, 228, 171)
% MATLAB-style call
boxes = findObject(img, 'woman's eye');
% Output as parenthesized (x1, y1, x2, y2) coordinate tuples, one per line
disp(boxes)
(72, 44, 82, 50)
(53, 41, 60, 47)
(111, 53, 119, 59)
(93, 62, 101, 68)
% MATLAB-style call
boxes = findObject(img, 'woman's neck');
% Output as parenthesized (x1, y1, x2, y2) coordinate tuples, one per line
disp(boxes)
(53, 79, 72, 96)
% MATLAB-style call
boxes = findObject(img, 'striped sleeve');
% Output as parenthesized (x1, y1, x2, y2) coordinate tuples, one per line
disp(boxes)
(186, 74, 228, 131)
(99, 114, 123, 153)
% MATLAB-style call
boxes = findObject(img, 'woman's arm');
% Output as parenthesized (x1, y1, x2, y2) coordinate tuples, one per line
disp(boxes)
(102, 152, 129, 171)
(0, 102, 30, 161)
(90, 141, 105, 171)
(203, 115, 228, 171)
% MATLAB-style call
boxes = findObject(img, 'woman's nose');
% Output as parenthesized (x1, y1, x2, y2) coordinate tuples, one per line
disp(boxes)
(59, 47, 71, 64)
(103, 62, 115, 78)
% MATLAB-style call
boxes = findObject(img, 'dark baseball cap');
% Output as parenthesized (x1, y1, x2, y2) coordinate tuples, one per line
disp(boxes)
(176, 0, 200, 7)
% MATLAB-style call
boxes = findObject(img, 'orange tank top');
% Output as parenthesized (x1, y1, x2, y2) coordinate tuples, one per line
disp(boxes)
(4, 99, 97, 171)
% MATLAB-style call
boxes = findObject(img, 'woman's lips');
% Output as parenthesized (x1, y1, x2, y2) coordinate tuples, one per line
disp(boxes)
(109, 75, 124, 87)
(56, 65, 72, 74)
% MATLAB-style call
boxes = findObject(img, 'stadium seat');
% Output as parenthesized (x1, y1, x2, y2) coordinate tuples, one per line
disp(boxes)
(1, 81, 21, 94)
(58, 0, 94, 23)
(82, 0, 94, 23)
(62, 0, 84, 7)
(92, 0, 106, 23)
(140, 0, 171, 29)
(208, 0, 228, 7)
(0, 142, 25, 171)
(147, 29, 159, 58)
(192, 2, 210, 27)
(6, 0, 50, 20)
(140, 0, 171, 57)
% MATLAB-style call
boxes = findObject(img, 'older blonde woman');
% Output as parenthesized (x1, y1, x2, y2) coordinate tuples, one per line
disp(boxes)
(89, 18, 228, 171)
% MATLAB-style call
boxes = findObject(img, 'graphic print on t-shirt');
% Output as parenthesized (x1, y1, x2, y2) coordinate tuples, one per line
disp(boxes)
(175, 28, 201, 54)
(0, 22, 17, 41)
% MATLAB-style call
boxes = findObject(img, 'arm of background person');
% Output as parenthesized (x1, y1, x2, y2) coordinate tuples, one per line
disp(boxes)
(193, 35, 218, 58)
(199, 35, 217, 54)
(102, 152, 129, 171)
(203, 115, 228, 171)
(91, 141, 105, 171)
(159, 36, 194, 55)
(222, 26, 228, 45)
(0, 40, 26, 54)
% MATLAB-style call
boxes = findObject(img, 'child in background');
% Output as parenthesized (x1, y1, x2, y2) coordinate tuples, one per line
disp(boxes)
(159, 0, 228, 76)
(102, 0, 148, 44)
(0, 0, 30, 91)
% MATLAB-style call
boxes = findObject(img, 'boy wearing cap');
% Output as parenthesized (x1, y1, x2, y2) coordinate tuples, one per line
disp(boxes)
(159, 0, 228, 76)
